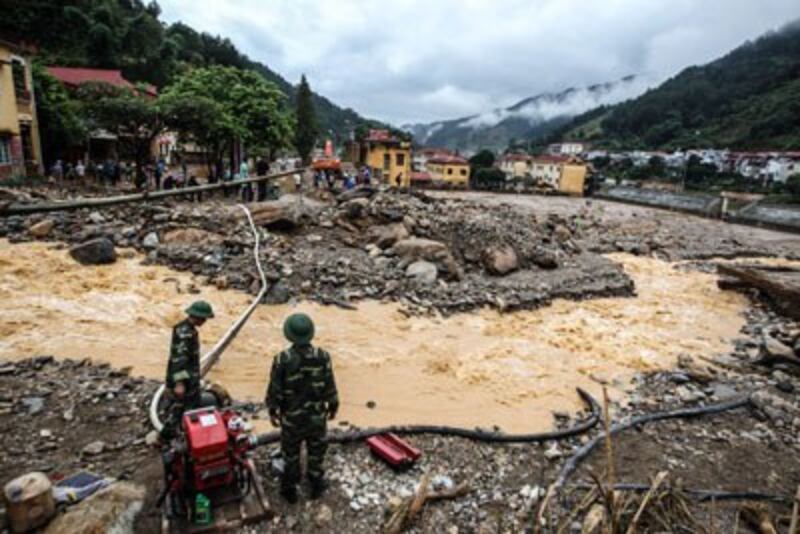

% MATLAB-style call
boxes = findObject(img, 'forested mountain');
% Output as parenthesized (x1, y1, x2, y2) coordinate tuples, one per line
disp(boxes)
(543, 20, 800, 150)
(404, 76, 649, 152)
(0, 0, 382, 140)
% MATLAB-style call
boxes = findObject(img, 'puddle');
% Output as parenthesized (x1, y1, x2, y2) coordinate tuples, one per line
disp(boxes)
(0, 240, 756, 432)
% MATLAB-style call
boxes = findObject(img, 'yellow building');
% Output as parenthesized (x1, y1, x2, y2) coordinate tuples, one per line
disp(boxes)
(362, 129, 412, 187)
(0, 40, 43, 178)
(427, 154, 470, 187)
(559, 162, 588, 195)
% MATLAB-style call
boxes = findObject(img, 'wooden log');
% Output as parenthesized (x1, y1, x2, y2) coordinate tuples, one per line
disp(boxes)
(717, 264, 800, 320)
(0, 169, 304, 215)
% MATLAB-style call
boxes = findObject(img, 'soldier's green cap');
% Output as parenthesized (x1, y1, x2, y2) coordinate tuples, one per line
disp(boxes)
(186, 300, 215, 319)
(284, 313, 314, 344)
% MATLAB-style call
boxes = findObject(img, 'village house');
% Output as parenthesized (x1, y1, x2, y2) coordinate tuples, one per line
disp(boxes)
(413, 147, 452, 173)
(427, 154, 470, 187)
(359, 129, 412, 187)
(547, 141, 586, 156)
(530, 154, 569, 188)
(0, 40, 43, 178)
(498, 153, 533, 179)
(46, 66, 158, 163)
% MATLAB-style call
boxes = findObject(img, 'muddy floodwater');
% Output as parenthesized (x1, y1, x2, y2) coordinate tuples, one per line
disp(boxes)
(0, 239, 752, 432)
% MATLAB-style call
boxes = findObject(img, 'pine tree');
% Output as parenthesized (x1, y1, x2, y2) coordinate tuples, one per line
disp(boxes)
(294, 75, 317, 164)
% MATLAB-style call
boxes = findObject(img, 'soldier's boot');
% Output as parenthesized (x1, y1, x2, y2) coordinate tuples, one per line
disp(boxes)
(309, 477, 328, 500)
(280, 483, 298, 504)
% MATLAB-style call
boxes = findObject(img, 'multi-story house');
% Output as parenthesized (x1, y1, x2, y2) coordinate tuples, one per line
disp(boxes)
(0, 39, 43, 178)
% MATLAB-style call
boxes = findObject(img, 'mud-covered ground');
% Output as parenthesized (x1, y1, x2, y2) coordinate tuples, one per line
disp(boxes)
(0, 296, 798, 533)
(2, 187, 800, 532)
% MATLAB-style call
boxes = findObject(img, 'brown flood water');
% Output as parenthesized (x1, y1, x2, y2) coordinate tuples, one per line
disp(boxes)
(0, 239, 753, 432)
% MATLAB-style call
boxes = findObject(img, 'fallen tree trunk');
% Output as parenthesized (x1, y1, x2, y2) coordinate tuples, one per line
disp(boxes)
(717, 264, 800, 319)
(0, 169, 304, 216)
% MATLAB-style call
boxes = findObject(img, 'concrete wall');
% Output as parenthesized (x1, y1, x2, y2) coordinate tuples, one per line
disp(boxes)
(598, 186, 721, 216)
(598, 186, 800, 233)
(730, 202, 800, 232)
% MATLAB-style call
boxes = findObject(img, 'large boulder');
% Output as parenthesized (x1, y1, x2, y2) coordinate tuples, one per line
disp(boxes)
(392, 238, 462, 280)
(44, 482, 145, 534)
(29, 219, 55, 238)
(69, 238, 116, 265)
(405, 260, 438, 285)
(369, 223, 409, 249)
(482, 245, 519, 275)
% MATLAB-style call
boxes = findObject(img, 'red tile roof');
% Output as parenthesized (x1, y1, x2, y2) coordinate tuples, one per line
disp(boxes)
(46, 67, 157, 97)
(532, 155, 570, 164)
(428, 155, 469, 165)
(411, 171, 432, 181)
(365, 129, 398, 143)
(500, 153, 533, 162)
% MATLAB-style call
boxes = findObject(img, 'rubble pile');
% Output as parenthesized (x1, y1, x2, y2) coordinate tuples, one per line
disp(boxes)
(0, 189, 637, 314)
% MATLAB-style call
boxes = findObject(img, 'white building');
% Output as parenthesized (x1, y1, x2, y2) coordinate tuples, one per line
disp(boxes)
(547, 142, 585, 156)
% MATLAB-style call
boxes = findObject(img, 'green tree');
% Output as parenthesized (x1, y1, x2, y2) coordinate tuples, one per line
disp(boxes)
(294, 74, 317, 164)
(79, 83, 163, 181)
(33, 64, 87, 167)
(469, 149, 495, 170)
(159, 65, 292, 171)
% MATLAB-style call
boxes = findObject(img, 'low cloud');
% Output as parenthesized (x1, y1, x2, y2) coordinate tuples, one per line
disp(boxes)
(159, 0, 799, 125)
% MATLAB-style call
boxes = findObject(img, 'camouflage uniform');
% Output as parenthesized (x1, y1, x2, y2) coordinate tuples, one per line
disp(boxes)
(266, 343, 338, 492)
(161, 318, 202, 440)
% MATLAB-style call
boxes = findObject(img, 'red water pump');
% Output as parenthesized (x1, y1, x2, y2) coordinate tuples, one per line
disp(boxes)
(158, 407, 259, 520)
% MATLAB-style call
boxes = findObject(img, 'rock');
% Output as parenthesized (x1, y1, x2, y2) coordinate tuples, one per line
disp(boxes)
(264, 280, 291, 305)
(40, 429, 53, 439)
(531, 248, 558, 270)
(553, 224, 572, 242)
(44, 482, 145, 534)
(142, 232, 159, 249)
(712, 384, 738, 400)
(762, 336, 796, 359)
(675, 385, 704, 403)
(369, 223, 409, 249)
(431, 475, 455, 491)
(777, 381, 795, 393)
(21, 396, 45, 415)
(315, 504, 333, 526)
(393, 238, 462, 280)
(161, 228, 222, 245)
(82, 440, 106, 456)
(29, 219, 55, 238)
(482, 245, 519, 276)
(69, 238, 117, 265)
(543, 443, 562, 460)
(405, 260, 438, 285)
(88, 212, 105, 224)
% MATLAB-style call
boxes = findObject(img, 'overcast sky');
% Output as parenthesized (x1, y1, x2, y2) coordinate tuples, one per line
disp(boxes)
(158, 0, 799, 125)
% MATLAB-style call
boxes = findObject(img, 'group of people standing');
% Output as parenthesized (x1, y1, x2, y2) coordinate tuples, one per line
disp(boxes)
(313, 165, 372, 191)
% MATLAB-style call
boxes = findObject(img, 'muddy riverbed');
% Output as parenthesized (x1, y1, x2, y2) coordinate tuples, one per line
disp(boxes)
(0, 239, 754, 432)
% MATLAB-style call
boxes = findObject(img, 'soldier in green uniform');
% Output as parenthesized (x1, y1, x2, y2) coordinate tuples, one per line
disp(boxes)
(161, 300, 215, 440)
(266, 313, 338, 503)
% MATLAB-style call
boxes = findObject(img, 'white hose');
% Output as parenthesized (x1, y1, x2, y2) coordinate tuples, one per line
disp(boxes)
(149, 204, 269, 432)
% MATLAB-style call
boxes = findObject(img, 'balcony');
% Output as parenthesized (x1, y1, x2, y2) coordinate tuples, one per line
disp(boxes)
(15, 88, 31, 104)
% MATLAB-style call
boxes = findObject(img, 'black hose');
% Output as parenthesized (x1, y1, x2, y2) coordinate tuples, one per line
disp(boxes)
(253, 387, 601, 447)
(553, 396, 752, 491)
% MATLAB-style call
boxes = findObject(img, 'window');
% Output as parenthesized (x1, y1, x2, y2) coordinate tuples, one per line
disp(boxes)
(11, 59, 27, 98)
(460, 168, 467, 176)
(0, 137, 11, 164)
(447, 168, 453, 175)
(383, 153, 390, 171)
(396, 153, 405, 166)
